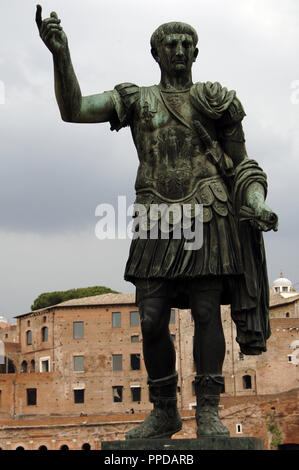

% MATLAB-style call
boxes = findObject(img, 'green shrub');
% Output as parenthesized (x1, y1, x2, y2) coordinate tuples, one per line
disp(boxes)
(31, 286, 118, 310)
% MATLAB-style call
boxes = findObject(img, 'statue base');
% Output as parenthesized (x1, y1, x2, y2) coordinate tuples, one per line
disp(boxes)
(102, 437, 264, 451)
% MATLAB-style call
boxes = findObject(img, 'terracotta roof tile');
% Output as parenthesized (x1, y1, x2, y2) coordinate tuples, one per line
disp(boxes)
(269, 291, 299, 307)
(56, 292, 136, 307)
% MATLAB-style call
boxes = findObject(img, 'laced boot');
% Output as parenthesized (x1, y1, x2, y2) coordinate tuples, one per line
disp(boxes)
(194, 374, 230, 438)
(125, 372, 182, 440)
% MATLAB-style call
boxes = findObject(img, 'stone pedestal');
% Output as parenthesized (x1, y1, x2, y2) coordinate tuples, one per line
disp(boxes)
(102, 437, 264, 451)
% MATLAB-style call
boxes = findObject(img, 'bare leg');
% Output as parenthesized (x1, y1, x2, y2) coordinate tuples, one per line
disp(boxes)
(125, 296, 181, 439)
(190, 286, 225, 375)
(190, 280, 229, 437)
(138, 297, 175, 379)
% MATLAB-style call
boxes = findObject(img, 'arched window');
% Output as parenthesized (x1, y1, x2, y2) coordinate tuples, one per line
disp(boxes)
(242, 375, 252, 389)
(41, 327, 48, 342)
(21, 360, 28, 373)
(81, 443, 91, 451)
(26, 330, 32, 345)
(30, 360, 35, 372)
(15, 446, 25, 451)
(38, 445, 48, 451)
(60, 445, 69, 451)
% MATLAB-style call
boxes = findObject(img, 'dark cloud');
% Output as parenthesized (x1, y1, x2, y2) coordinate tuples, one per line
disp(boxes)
(1, 0, 299, 319)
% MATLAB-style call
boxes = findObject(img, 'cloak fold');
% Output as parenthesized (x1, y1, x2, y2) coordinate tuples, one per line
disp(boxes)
(230, 159, 271, 355)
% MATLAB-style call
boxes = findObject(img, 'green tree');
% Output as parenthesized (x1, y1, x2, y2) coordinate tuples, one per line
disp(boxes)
(31, 286, 119, 310)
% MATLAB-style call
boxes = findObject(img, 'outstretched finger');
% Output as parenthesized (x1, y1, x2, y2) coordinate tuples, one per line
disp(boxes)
(36, 4, 42, 30)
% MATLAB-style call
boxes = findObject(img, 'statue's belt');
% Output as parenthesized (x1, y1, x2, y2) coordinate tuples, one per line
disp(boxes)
(134, 176, 234, 229)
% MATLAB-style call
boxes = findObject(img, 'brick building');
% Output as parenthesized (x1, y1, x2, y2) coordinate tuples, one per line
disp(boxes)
(0, 279, 298, 450)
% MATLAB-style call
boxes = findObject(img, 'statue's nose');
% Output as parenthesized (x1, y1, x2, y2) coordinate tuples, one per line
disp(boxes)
(175, 42, 184, 56)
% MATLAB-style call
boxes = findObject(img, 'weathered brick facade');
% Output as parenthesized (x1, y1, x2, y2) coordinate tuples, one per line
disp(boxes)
(0, 291, 298, 450)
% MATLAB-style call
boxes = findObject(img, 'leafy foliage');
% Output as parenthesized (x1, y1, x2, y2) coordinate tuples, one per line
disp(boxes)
(267, 416, 282, 450)
(31, 286, 119, 311)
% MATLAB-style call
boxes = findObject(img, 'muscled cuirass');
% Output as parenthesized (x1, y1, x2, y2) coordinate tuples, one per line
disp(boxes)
(130, 85, 219, 202)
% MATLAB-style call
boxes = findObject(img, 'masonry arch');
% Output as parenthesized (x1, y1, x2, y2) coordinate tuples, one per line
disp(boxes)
(81, 443, 91, 450)
(59, 444, 69, 451)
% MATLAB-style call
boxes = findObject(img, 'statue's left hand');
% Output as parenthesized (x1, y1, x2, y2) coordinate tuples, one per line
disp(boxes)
(250, 202, 278, 232)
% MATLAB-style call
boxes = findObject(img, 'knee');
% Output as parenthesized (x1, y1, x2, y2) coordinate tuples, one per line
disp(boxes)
(139, 301, 168, 340)
(191, 298, 216, 327)
(192, 309, 212, 327)
(140, 316, 157, 340)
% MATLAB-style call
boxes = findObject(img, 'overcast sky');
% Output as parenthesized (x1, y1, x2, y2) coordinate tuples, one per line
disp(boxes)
(1, 0, 299, 322)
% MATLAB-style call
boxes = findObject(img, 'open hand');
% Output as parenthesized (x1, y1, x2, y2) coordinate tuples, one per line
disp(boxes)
(36, 5, 68, 55)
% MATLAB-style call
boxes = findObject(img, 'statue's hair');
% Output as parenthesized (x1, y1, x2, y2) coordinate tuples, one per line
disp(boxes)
(150, 22, 198, 50)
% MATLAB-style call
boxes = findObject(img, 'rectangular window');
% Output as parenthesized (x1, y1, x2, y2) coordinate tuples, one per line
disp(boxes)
(112, 354, 123, 371)
(170, 309, 175, 324)
(112, 312, 121, 328)
(242, 375, 252, 389)
(73, 355, 84, 372)
(236, 424, 243, 434)
(41, 359, 49, 372)
(131, 387, 141, 402)
(41, 327, 48, 342)
(131, 335, 139, 343)
(130, 354, 141, 371)
(73, 321, 84, 339)
(26, 330, 32, 345)
(130, 311, 139, 327)
(112, 386, 123, 402)
(74, 389, 85, 404)
(26, 388, 37, 406)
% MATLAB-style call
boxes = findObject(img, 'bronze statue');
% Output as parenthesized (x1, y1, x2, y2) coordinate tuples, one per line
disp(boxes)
(36, 6, 278, 440)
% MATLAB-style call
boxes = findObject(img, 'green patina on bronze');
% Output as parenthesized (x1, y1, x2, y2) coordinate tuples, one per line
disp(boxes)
(36, 6, 278, 441)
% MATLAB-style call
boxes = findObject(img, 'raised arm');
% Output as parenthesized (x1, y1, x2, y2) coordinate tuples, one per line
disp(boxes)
(36, 5, 115, 123)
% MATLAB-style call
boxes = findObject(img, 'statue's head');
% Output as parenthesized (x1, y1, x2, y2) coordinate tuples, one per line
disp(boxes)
(150, 22, 199, 75)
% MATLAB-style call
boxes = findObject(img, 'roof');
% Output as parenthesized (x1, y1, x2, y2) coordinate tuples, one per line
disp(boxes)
(269, 291, 299, 307)
(15, 292, 136, 318)
(14, 290, 299, 319)
(56, 292, 136, 307)
(273, 277, 293, 287)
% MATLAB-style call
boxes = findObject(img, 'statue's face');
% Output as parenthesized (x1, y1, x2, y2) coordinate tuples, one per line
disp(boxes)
(154, 33, 198, 75)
